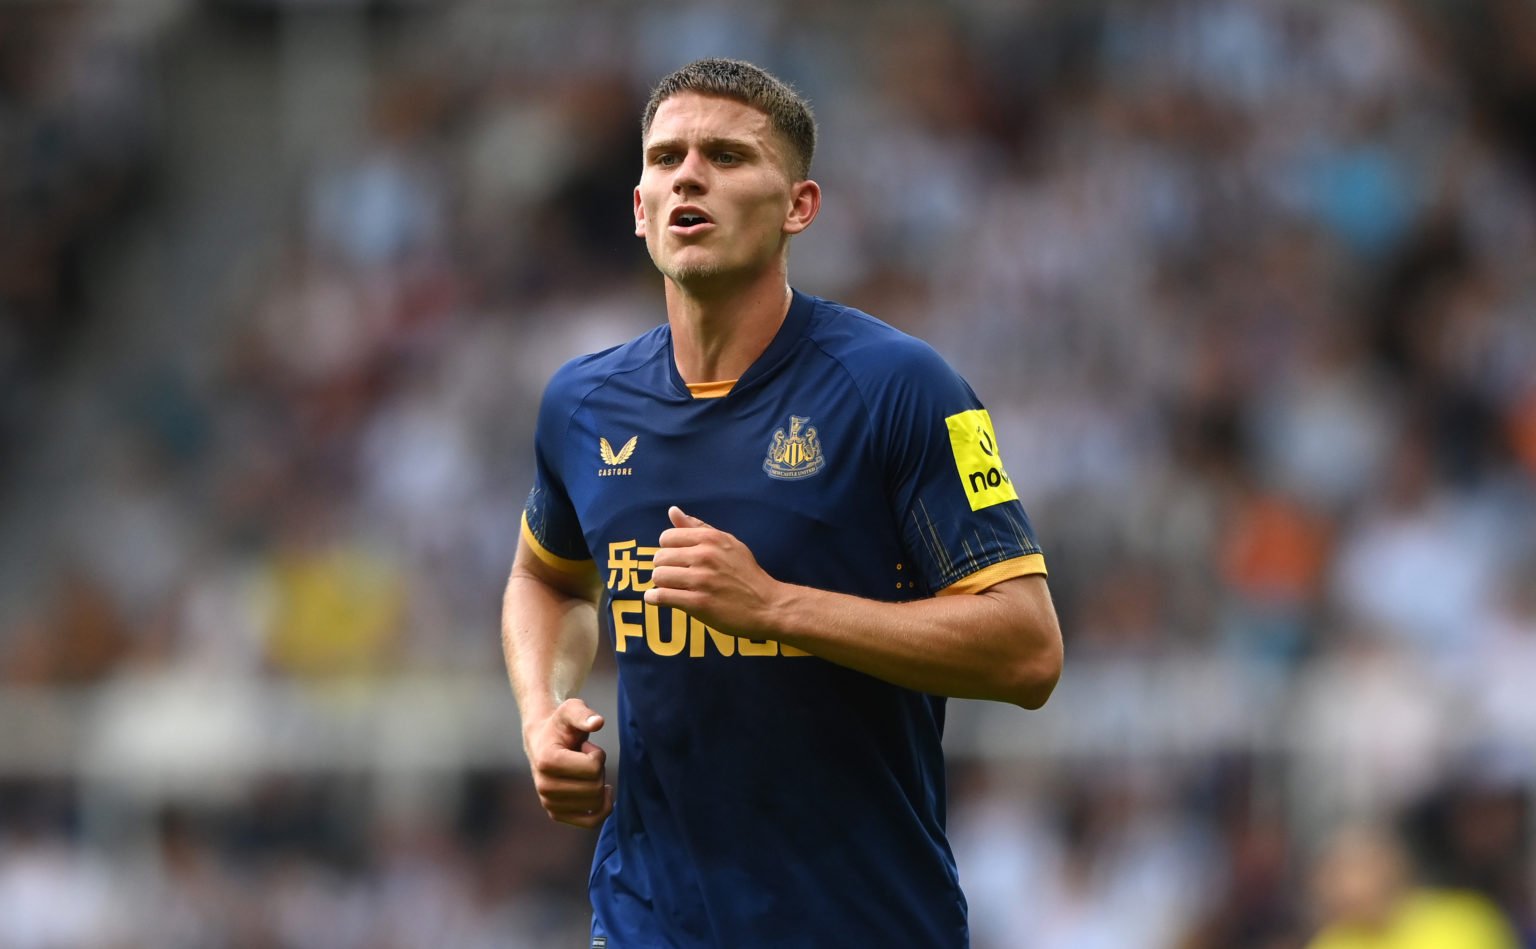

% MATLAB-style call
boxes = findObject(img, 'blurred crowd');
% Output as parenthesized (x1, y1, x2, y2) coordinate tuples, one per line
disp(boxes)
(3, 0, 1536, 946)
(0, 1, 157, 504)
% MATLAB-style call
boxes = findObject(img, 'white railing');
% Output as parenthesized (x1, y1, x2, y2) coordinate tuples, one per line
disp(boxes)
(2, 655, 1520, 800)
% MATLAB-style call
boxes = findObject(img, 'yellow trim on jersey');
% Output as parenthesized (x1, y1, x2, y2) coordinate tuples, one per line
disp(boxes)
(937, 553, 1047, 596)
(520, 512, 594, 575)
(686, 379, 737, 399)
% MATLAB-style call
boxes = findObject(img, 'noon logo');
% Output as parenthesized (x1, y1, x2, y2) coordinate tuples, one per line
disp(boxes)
(763, 415, 826, 480)
(599, 435, 637, 477)
(945, 409, 1018, 511)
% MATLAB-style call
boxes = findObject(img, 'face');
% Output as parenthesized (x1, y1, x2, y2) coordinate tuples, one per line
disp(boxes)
(634, 92, 819, 290)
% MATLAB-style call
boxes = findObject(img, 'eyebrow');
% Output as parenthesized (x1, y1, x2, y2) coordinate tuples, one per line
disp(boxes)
(645, 136, 761, 157)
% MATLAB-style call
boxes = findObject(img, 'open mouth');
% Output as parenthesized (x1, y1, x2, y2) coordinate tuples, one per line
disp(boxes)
(668, 207, 713, 231)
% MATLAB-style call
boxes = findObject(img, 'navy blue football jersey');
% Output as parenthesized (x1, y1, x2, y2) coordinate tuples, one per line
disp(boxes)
(522, 290, 1046, 948)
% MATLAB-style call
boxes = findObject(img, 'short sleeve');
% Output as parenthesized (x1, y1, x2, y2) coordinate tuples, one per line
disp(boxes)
(878, 344, 1046, 596)
(521, 366, 594, 573)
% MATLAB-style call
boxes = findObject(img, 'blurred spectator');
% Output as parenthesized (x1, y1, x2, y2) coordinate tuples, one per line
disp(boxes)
(263, 503, 406, 679)
(1304, 823, 1519, 949)
(0, 2, 157, 481)
(0, 830, 120, 949)
(1216, 476, 1333, 665)
(1470, 559, 1536, 755)
(953, 763, 1218, 949)
(2, 566, 131, 686)
(1329, 429, 1504, 663)
(1405, 773, 1534, 945)
(1290, 632, 1450, 822)
(1178, 787, 1306, 949)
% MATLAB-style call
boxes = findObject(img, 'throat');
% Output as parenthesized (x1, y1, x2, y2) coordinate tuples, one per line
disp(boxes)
(666, 281, 791, 386)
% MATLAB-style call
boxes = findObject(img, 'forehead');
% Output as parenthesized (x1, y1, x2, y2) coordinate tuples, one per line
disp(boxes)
(644, 91, 776, 148)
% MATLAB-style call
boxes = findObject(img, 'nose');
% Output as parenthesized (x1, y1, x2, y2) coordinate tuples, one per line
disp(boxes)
(672, 149, 709, 195)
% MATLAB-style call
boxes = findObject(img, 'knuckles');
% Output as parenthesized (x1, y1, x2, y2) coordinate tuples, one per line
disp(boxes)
(539, 792, 611, 827)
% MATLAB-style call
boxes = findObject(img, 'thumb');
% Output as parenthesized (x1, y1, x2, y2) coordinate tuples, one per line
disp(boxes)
(558, 699, 605, 739)
(669, 505, 709, 529)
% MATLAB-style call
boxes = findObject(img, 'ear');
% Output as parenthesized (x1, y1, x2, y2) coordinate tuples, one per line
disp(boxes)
(783, 179, 821, 236)
(634, 186, 647, 238)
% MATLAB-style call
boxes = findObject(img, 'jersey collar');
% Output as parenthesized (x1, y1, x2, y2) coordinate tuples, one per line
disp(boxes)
(665, 288, 815, 399)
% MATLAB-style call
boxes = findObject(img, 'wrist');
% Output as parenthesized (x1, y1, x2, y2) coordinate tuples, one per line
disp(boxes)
(760, 580, 807, 646)
(519, 698, 557, 744)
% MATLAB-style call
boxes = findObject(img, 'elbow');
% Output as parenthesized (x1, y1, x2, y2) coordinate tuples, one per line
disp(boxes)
(980, 576, 1063, 709)
(1007, 635, 1063, 710)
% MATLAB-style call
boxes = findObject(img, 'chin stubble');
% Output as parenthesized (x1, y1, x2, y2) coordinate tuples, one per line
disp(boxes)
(667, 260, 726, 284)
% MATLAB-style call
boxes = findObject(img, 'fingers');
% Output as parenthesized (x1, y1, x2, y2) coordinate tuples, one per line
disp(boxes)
(647, 507, 758, 617)
(531, 697, 614, 823)
(659, 506, 727, 551)
(539, 777, 613, 828)
(644, 583, 703, 609)
(548, 782, 614, 829)
(645, 558, 713, 610)
(536, 742, 605, 796)
(657, 526, 715, 549)
(533, 739, 605, 779)
(536, 742, 610, 827)
(530, 706, 612, 828)
(649, 563, 701, 590)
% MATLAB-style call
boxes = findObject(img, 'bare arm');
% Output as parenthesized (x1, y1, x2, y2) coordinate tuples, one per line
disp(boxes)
(646, 507, 1063, 708)
(502, 534, 612, 827)
(503, 537, 599, 725)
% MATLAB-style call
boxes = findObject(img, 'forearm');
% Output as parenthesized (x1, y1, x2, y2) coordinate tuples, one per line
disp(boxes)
(764, 575, 1062, 708)
(502, 547, 612, 829)
(501, 563, 600, 740)
(647, 509, 1062, 708)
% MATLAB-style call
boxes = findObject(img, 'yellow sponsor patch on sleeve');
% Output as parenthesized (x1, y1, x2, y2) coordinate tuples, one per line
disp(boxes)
(945, 408, 1019, 511)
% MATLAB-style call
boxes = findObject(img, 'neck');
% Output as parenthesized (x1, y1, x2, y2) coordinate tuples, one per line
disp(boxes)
(665, 266, 792, 384)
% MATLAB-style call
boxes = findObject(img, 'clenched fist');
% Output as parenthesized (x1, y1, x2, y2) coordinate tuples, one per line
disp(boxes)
(524, 697, 612, 828)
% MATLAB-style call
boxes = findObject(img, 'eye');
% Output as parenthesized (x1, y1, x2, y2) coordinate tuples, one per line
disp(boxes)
(714, 152, 739, 165)
(655, 153, 680, 167)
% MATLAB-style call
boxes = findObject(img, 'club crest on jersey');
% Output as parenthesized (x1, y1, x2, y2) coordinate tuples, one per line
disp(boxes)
(598, 435, 637, 477)
(763, 415, 826, 480)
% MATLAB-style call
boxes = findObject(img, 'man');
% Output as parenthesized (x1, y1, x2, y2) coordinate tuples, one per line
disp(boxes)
(503, 58, 1062, 948)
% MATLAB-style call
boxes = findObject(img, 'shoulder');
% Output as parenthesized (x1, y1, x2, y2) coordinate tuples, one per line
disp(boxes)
(800, 294, 961, 394)
(535, 325, 670, 447)
(542, 323, 671, 403)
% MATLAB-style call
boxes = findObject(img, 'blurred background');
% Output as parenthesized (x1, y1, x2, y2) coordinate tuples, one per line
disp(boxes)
(2, 0, 1535, 946)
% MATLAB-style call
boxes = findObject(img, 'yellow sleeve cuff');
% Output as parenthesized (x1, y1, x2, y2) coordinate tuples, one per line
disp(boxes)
(520, 512, 594, 575)
(937, 553, 1047, 596)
